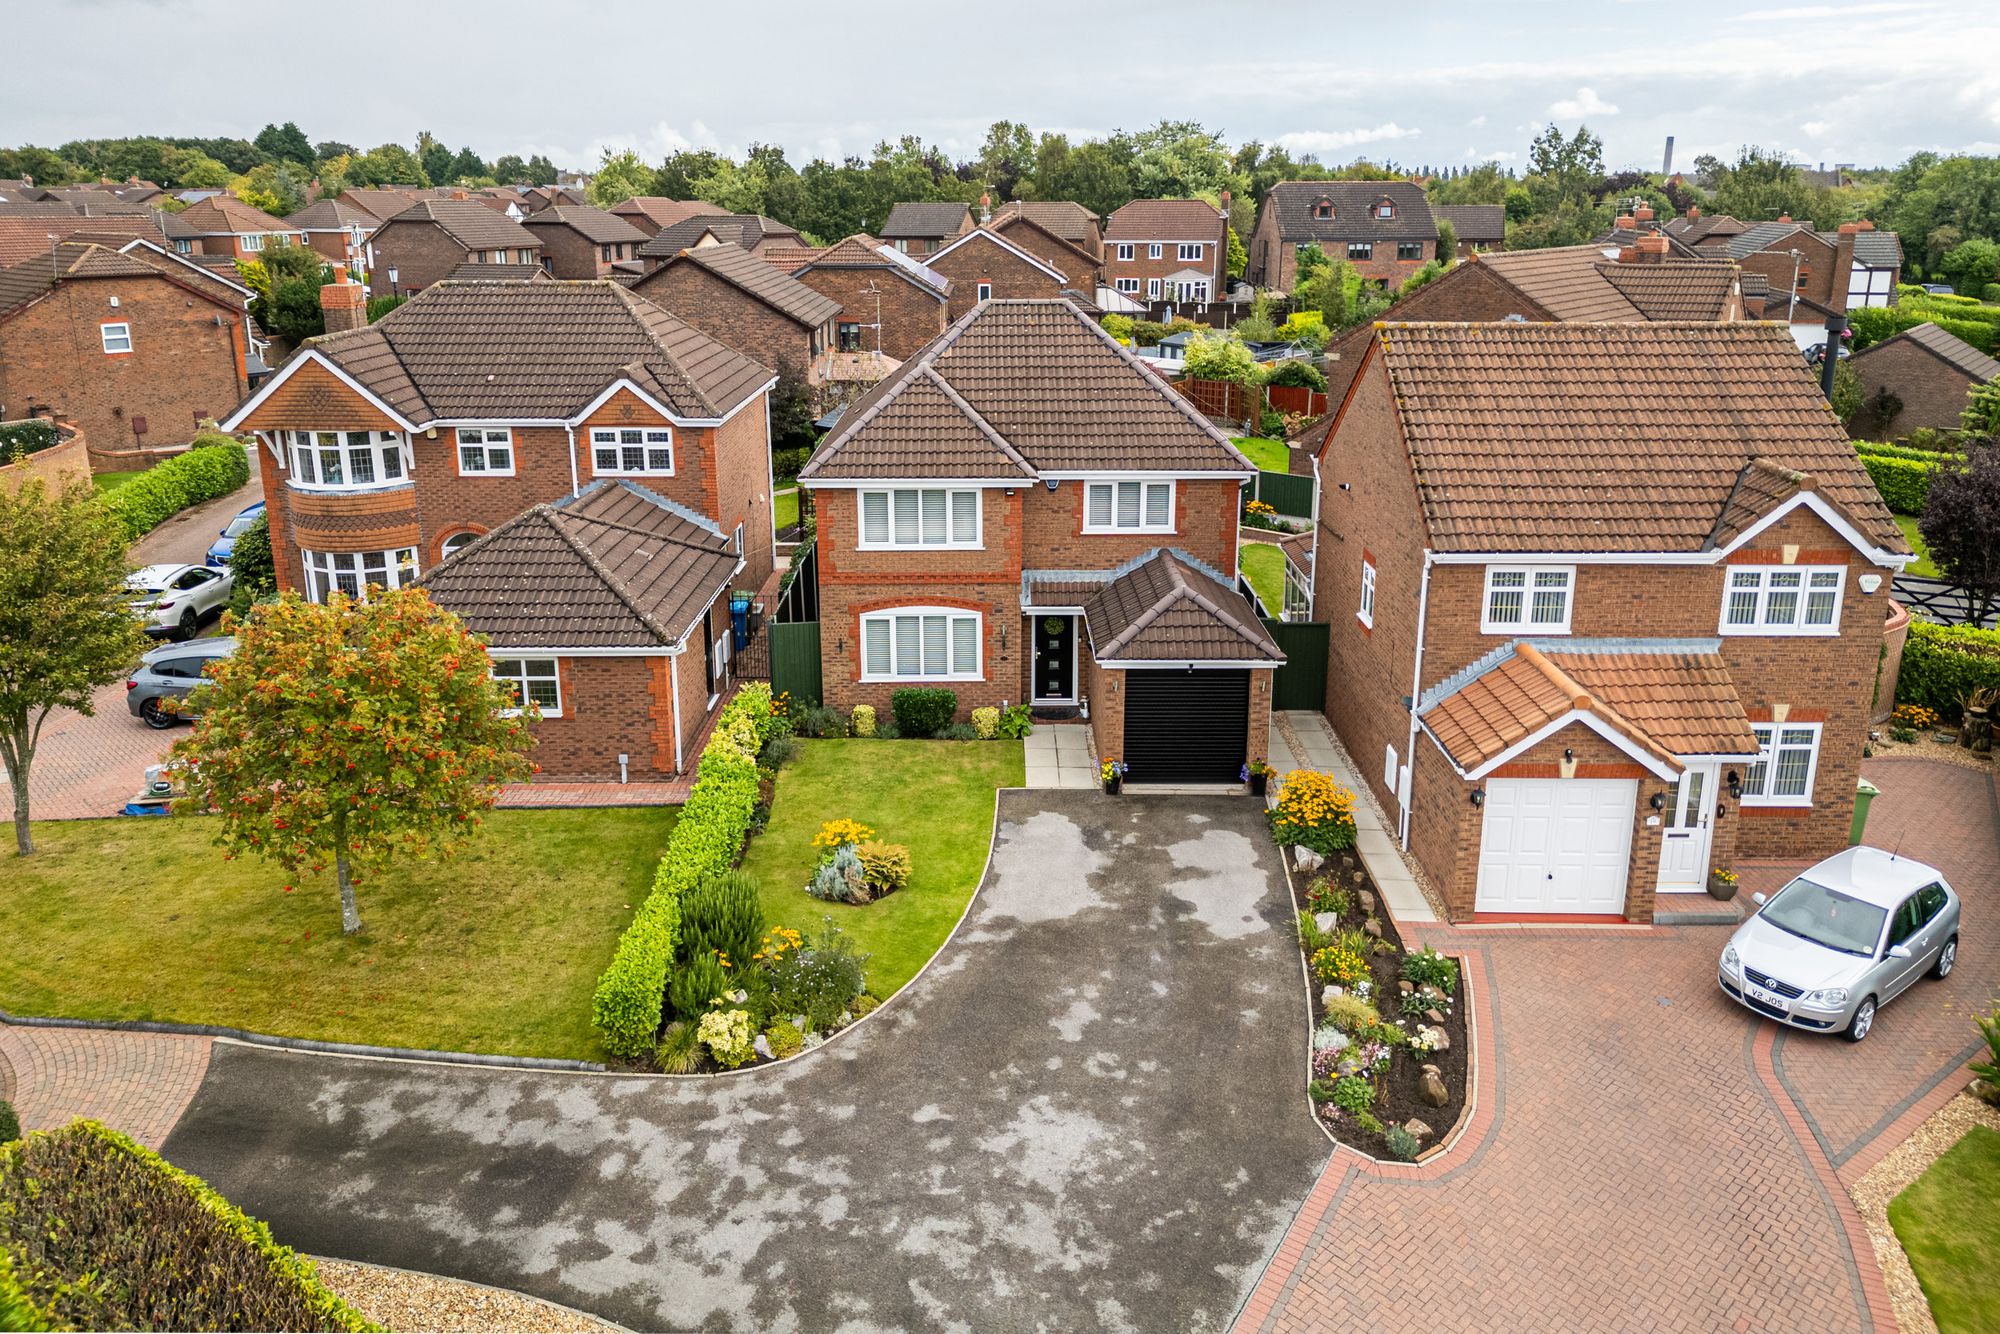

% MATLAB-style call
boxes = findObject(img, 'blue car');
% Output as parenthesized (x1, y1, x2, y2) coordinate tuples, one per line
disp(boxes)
(205, 501, 265, 568)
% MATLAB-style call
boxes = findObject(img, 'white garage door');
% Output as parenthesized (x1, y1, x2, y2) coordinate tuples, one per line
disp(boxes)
(1474, 778, 1636, 915)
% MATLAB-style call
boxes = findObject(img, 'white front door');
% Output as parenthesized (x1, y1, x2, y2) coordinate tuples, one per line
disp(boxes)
(1474, 778, 1636, 915)
(1656, 761, 1718, 892)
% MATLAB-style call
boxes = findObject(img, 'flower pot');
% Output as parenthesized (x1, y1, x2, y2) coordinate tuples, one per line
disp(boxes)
(1706, 873, 1739, 901)
(1104, 776, 1122, 795)
(1249, 772, 1269, 797)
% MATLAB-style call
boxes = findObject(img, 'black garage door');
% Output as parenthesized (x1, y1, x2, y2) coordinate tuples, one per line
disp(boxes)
(1123, 669, 1250, 783)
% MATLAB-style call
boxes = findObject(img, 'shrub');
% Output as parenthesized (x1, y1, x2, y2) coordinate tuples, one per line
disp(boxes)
(1854, 438, 1960, 465)
(1860, 451, 1935, 514)
(1313, 942, 1371, 988)
(1258, 407, 1287, 436)
(1383, 1124, 1422, 1161)
(997, 703, 1034, 739)
(764, 1021, 805, 1060)
(765, 923, 868, 1029)
(937, 721, 979, 741)
(1848, 305, 1997, 354)
(1355, 1109, 1385, 1136)
(1400, 946, 1460, 996)
(1985, 283, 2000, 304)
(807, 842, 869, 904)
(697, 1009, 756, 1068)
(772, 446, 810, 481)
(1262, 358, 1328, 390)
(0, 1121, 376, 1332)
(1269, 770, 1358, 854)
(856, 840, 912, 896)
(971, 706, 1000, 739)
(850, 704, 876, 737)
(852, 993, 881, 1017)
(100, 433, 250, 539)
(1298, 910, 1333, 953)
(681, 871, 766, 971)
(1898, 621, 2000, 720)
(1308, 1078, 1336, 1104)
(654, 1021, 702, 1074)
(365, 293, 405, 323)
(1890, 703, 1938, 731)
(791, 703, 842, 737)
(1331, 1075, 1375, 1114)
(1129, 318, 1167, 347)
(1322, 993, 1381, 1034)
(891, 686, 958, 737)
(1972, 1004, 2000, 1105)
(1101, 313, 1134, 340)
(812, 817, 874, 851)
(667, 948, 729, 1021)
(1306, 877, 1353, 917)
(0, 419, 63, 458)
(0, 1101, 15, 1144)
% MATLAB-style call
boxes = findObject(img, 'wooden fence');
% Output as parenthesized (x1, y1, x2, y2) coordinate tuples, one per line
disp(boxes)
(1173, 377, 1330, 428)
(1253, 469, 1315, 518)
(1265, 384, 1330, 418)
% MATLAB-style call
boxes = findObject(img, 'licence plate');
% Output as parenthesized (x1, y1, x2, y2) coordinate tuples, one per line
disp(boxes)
(1745, 983, 1787, 1009)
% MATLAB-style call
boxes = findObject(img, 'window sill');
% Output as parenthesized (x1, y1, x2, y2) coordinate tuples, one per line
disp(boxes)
(593, 469, 676, 479)
(1717, 627, 1840, 637)
(1480, 623, 1572, 636)
(284, 479, 415, 496)
(456, 469, 517, 479)
(1740, 800, 1813, 813)
(1081, 526, 1177, 537)
(855, 542, 985, 553)
(499, 708, 563, 720)
(859, 674, 984, 685)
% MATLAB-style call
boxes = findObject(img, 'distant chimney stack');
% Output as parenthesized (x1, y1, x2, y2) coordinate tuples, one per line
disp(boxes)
(1688, 204, 1701, 220)
(451, 188, 469, 201)
(1778, 213, 1793, 224)
(320, 264, 368, 334)
(1634, 232, 1669, 262)
(1615, 212, 1635, 231)
(1634, 203, 1654, 224)
(1220, 189, 1232, 210)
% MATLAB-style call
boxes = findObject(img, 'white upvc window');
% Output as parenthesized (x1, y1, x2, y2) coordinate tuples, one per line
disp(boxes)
(491, 656, 561, 717)
(1481, 565, 1574, 634)
(1083, 479, 1174, 533)
(1115, 242, 1135, 261)
(1720, 566, 1845, 635)
(1358, 557, 1376, 628)
(1178, 242, 1204, 262)
(1146, 278, 1162, 299)
(1741, 722, 1822, 807)
(976, 282, 992, 302)
(1115, 277, 1140, 294)
(1148, 242, 1163, 259)
(858, 487, 981, 549)
(590, 426, 673, 475)
(860, 608, 982, 682)
(100, 321, 132, 354)
(301, 546, 418, 603)
(284, 430, 407, 491)
(455, 427, 515, 476)
(174, 238, 194, 255)
(240, 233, 265, 252)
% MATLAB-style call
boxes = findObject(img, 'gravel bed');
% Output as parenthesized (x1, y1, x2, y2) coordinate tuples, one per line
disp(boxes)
(1848, 1089, 2000, 1334)
(312, 1257, 624, 1334)
(1867, 733, 1997, 773)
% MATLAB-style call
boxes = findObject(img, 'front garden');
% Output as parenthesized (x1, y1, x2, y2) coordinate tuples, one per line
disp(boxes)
(1888, 1124, 2000, 1333)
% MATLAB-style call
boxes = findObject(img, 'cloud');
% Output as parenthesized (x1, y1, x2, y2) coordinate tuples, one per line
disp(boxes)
(1729, 2, 1931, 20)
(1801, 120, 1830, 137)
(1549, 87, 1619, 117)
(1467, 114, 1487, 128)
(1273, 122, 1420, 155)
(1465, 147, 1518, 161)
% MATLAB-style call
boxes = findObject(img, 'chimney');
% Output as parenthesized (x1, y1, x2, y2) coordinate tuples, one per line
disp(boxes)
(1778, 213, 1792, 224)
(979, 192, 991, 224)
(451, 188, 468, 201)
(1633, 232, 1669, 263)
(1615, 212, 1635, 231)
(1220, 189, 1232, 211)
(1634, 202, 1655, 225)
(1831, 222, 1861, 314)
(320, 264, 368, 334)
(1687, 204, 1701, 220)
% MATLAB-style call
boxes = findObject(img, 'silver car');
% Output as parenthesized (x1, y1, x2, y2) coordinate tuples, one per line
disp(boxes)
(126, 637, 235, 729)
(1719, 846, 1961, 1042)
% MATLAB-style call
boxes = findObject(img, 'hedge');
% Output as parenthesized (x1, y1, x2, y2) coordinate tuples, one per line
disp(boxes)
(1897, 621, 2000, 721)
(1848, 306, 1997, 354)
(1854, 439, 1961, 464)
(591, 682, 775, 1058)
(100, 432, 250, 540)
(0, 420, 63, 459)
(1860, 452, 1934, 514)
(0, 1120, 377, 1332)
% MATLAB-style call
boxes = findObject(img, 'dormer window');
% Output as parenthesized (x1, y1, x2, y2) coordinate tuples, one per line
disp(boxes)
(1313, 200, 1334, 220)
(1375, 200, 1396, 219)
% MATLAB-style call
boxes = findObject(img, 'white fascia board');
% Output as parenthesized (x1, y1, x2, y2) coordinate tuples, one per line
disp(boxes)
(220, 350, 417, 432)
(1459, 708, 1680, 782)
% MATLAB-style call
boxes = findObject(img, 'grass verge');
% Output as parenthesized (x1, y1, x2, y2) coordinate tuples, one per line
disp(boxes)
(1231, 436, 1289, 473)
(1239, 541, 1284, 616)
(92, 471, 145, 495)
(1888, 1123, 2000, 1333)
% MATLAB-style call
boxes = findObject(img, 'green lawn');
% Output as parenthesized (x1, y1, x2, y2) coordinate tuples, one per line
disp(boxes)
(0, 809, 671, 1061)
(738, 738, 1022, 999)
(775, 485, 799, 532)
(1232, 436, 1289, 473)
(93, 471, 144, 494)
(1239, 541, 1284, 615)
(1895, 514, 1939, 577)
(1889, 1124, 2000, 1333)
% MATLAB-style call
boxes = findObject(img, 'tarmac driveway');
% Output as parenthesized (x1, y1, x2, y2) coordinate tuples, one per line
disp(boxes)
(163, 791, 1328, 1332)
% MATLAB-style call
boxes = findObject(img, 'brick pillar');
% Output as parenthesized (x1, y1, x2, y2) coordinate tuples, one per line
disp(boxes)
(1832, 223, 1861, 314)
(319, 264, 367, 334)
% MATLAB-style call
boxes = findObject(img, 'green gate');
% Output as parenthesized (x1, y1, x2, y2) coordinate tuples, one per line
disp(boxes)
(1262, 619, 1328, 712)
(769, 621, 823, 706)
(1254, 469, 1315, 519)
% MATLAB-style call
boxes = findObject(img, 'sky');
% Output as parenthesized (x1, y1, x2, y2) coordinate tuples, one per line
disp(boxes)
(13, 0, 2000, 173)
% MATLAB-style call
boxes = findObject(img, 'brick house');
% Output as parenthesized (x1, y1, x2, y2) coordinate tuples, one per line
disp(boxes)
(1726, 217, 1902, 318)
(1308, 321, 1908, 923)
(1849, 321, 2000, 434)
(1664, 206, 1750, 252)
(786, 235, 951, 370)
(1248, 181, 1441, 290)
(370, 200, 543, 296)
(0, 239, 254, 450)
(635, 214, 806, 271)
(1102, 198, 1228, 303)
(336, 188, 425, 225)
(631, 243, 839, 396)
(988, 211, 1103, 294)
(991, 199, 1104, 263)
(880, 202, 974, 257)
(1430, 204, 1505, 258)
(219, 277, 780, 779)
(607, 197, 729, 237)
(169, 194, 302, 259)
(921, 228, 1078, 320)
(285, 198, 380, 273)
(521, 205, 649, 279)
(797, 298, 1282, 782)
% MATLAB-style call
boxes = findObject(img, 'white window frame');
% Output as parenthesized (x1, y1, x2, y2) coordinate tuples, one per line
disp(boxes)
(859, 607, 983, 683)
(1115, 242, 1135, 262)
(283, 430, 408, 492)
(1480, 564, 1575, 635)
(1147, 242, 1163, 260)
(1178, 242, 1204, 262)
(301, 546, 419, 603)
(441, 531, 478, 559)
(1358, 557, 1376, 629)
(1718, 565, 1846, 636)
(99, 321, 132, 354)
(174, 238, 194, 255)
(455, 426, 515, 477)
(1146, 278, 1162, 299)
(589, 425, 674, 476)
(240, 233, 265, 252)
(1347, 241, 1373, 261)
(1376, 202, 1396, 219)
(1741, 722, 1822, 807)
(976, 282, 992, 302)
(1114, 277, 1140, 294)
(857, 487, 983, 550)
(1082, 479, 1176, 534)
(491, 656, 562, 718)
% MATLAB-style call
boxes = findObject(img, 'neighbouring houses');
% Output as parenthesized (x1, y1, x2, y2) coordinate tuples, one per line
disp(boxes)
(336, 187, 426, 225)
(0, 206, 169, 267)
(991, 199, 1104, 262)
(168, 195, 302, 259)
(1102, 198, 1228, 303)
(1430, 204, 1505, 257)
(1308, 320, 1907, 924)
(631, 243, 840, 397)
(521, 205, 650, 279)
(1725, 216, 1902, 333)
(636, 214, 807, 271)
(796, 298, 1282, 782)
(920, 227, 1079, 319)
(785, 234, 951, 370)
(218, 276, 781, 782)
(608, 196, 730, 237)
(1849, 321, 2000, 435)
(881, 202, 974, 257)
(0, 239, 255, 451)
(986, 205, 1104, 294)
(369, 199, 544, 296)
(1248, 181, 1442, 290)
(1664, 206, 1750, 252)
(285, 198, 380, 273)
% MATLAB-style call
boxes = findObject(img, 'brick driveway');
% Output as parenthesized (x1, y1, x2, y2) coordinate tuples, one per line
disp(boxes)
(1246, 757, 1996, 1333)
(0, 1023, 211, 1148)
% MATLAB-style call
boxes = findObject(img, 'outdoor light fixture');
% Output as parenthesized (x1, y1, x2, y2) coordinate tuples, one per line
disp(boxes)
(1726, 771, 1743, 800)
(997, 625, 1008, 651)
(1563, 747, 1574, 763)
(1650, 791, 1666, 810)
(1469, 788, 1485, 808)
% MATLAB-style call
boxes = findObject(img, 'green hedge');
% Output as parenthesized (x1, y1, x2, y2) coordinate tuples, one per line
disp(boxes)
(1861, 452, 1934, 515)
(1898, 621, 2000, 721)
(0, 1120, 377, 1332)
(1855, 438, 1961, 464)
(1983, 283, 2000, 303)
(99, 433, 250, 540)
(591, 682, 775, 1058)
(1848, 306, 1998, 354)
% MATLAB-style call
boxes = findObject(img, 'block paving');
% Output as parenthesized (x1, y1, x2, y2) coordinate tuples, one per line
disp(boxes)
(0, 1024, 211, 1149)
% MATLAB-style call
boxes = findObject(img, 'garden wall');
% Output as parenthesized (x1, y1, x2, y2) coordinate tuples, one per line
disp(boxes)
(0, 420, 88, 497)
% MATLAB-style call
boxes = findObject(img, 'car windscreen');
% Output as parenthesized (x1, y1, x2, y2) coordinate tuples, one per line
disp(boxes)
(223, 511, 260, 537)
(1759, 878, 1887, 956)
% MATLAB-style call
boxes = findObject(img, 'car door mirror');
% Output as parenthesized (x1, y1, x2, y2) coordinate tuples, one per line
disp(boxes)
(1750, 892, 1767, 906)
(1887, 944, 1912, 960)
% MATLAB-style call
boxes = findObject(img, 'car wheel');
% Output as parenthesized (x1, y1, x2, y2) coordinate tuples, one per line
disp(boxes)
(177, 608, 198, 641)
(1844, 996, 1877, 1043)
(1932, 936, 1958, 979)
(139, 698, 177, 730)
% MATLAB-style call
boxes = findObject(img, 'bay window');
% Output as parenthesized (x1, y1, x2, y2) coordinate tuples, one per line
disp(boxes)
(1084, 479, 1175, 533)
(1481, 565, 1574, 633)
(590, 426, 673, 475)
(1742, 723, 1821, 806)
(1720, 566, 1844, 634)
(302, 547, 418, 602)
(860, 608, 982, 682)
(455, 427, 514, 475)
(858, 487, 981, 548)
(284, 430, 406, 490)
(491, 657, 561, 716)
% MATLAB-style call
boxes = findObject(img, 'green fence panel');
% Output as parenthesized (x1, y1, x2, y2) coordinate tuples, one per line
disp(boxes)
(769, 621, 824, 706)
(1255, 469, 1315, 518)
(1262, 619, 1329, 712)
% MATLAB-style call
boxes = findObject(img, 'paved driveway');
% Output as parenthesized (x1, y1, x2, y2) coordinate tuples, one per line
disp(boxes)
(163, 792, 1328, 1332)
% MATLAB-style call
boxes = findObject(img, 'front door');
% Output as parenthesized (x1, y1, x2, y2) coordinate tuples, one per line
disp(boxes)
(1657, 762, 1719, 891)
(1032, 615, 1075, 703)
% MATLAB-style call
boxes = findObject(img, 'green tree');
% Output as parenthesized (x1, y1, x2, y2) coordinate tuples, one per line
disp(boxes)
(977, 120, 1036, 199)
(0, 145, 84, 185)
(1036, 137, 1135, 218)
(1961, 378, 2000, 443)
(1428, 161, 1511, 205)
(588, 148, 656, 207)
(1710, 146, 1836, 229)
(226, 512, 275, 618)
(163, 147, 231, 189)
(1940, 237, 2000, 296)
(1917, 447, 2000, 624)
(1433, 216, 1457, 262)
(1830, 360, 1863, 427)
(314, 140, 357, 162)
(654, 149, 727, 200)
(171, 588, 536, 933)
(1131, 120, 1239, 199)
(493, 153, 527, 184)
(254, 121, 314, 165)
(233, 161, 308, 217)
(346, 143, 428, 187)
(1182, 331, 1258, 385)
(524, 153, 558, 186)
(244, 243, 331, 343)
(768, 361, 818, 453)
(1226, 225, 1247, 279)
(448, 147, 488, 184)
(1526, 122, 1604, 214)
(0, 479, 147, 854)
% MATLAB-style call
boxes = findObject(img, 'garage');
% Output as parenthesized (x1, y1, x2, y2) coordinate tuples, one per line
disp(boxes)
(1123, 669, 1249, 784)
(1473, 777, 1636, 915)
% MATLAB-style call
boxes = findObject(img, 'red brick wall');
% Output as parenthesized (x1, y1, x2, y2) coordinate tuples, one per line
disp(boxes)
(1850, 339, 1980, 434)
(1019, 479, 1239, 574)
(1737, 231, 1837, 313)
(631, 263, 818, 385)
(0, 423, 89, 495)
(924, 234, 1066, 320)
(792, 264, 949, 363)
(1247, 200, 1438, 291)
(523, 220, 634, 279)
(369, 220, 538, 295)
(1102, 226, 1226, 301)
(991, 217, 1099, 289)
(0, 275, 245, 451)
(525, 655, 677, 779)
(707, 391, 776, 590)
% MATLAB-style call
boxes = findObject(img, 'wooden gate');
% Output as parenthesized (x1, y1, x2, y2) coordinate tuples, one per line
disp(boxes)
(769, 622, 823, 706)
(1262, 619, 1329, 712)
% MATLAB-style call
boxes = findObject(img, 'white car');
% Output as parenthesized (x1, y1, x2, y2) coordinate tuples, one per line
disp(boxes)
(125, 563, 235, 641)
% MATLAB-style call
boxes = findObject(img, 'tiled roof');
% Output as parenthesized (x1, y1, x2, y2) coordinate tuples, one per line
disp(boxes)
(1596, 261, 1739, 321)
(1858, 321, 2000, 383)
(338, 188, 424, 223)
(989, 213, 1100, 276)
(1738, 272, 1771, 298)
(0, 241, 242, 320)
(636, 214, 801, 260)
(992, 199, 1099, 242)
(176, 195, 293, 235)
(1853, 229, 1902, 267)
(1082, 549, 1283, 663)
(759, 245, 827, 272)
(419, 480, 736, 649)
(296, 279, 773, 423)
(800, 299, 1250, 480)
(386, 199, 541, 250)
(881, 201, 971, 239)
(1667, 213, 1749, 243)
(1726, 221, 1812, 260)
(1431, 204, 1505, 242)
(445, 262, 553, 282)
(522, 205, 649, 246)
(285, 199, 378, 231)
(1366, 321, 1905, 554)
(640, 243, 841, 328)
(607, 197, 730, 232)
(31, 188, 149, 215)
(1474, 246, 1643, 321)
(1103, 198, 1224, 241)
(791, 235, 950, 299)
(0, 212, 164, 266)
(1262, 181, 1436, 242)
(1725, 219, 1903, 269)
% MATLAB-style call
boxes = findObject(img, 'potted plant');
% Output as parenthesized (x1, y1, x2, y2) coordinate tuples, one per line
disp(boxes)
(1707, 866, 1739, 901)
(1243, 760, 1274, 797)
(1100, 758, 1126, 795)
